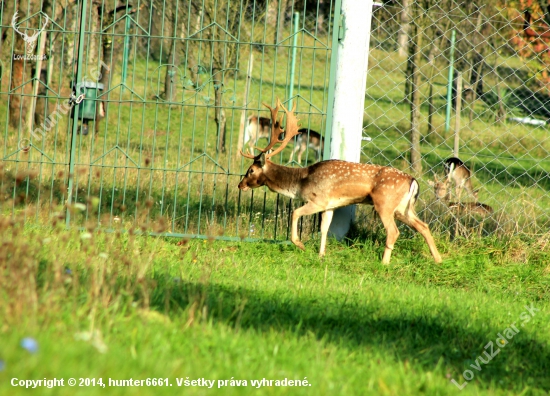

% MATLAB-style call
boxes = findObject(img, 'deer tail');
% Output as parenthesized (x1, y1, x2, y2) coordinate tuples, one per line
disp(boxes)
(447, 162, 455, 182)
(409, 178, 420, 204)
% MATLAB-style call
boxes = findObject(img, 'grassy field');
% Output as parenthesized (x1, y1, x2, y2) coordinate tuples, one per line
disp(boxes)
(1, 204, 550, 395)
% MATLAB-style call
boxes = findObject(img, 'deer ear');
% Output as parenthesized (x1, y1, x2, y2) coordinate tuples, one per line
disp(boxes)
(258, 153, 266, 167)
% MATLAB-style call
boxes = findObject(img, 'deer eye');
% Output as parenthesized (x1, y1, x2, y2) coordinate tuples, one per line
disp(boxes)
(249, 169, 254, 174)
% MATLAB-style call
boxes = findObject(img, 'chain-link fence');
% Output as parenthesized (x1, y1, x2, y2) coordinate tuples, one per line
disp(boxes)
(0, 0, 335, 242)
(361, 1, 550, 238)
(1, 0, 549, 242)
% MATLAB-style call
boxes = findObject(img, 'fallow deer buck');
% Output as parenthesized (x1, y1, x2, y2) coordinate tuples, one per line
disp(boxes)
(238, 99, 442, 264)
(444, 157, 478, 201)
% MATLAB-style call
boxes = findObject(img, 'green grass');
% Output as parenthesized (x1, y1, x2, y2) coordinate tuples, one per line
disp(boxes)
(1, 208, 550, 395)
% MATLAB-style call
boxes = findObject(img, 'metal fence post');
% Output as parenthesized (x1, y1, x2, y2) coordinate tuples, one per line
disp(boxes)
(288, 12, 300, 110)
(66, 0, 88, 227)
(445, 29, 456, 135)
(327, 0, 374, 240)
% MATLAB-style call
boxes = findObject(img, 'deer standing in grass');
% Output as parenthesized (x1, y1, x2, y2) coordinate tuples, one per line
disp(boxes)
(443, 157, 478, 201)
(289, 129, 324, 164)
(238, 100, 442, 264)
(243, 115, 271, 151)
(429, 175, 493, 216)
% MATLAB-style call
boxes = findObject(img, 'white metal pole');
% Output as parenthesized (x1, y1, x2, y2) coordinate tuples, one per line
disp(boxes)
(328, 0, 374, 240)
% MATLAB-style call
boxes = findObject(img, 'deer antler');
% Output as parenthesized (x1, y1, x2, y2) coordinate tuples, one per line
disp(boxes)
(239, 148, 258, 159)
(239, 98, 300, 159)
(11, 12, 23, 37)
(256, 99, 285, 155)
(239, 100, 283, 159)
(264, 100, 301, 158)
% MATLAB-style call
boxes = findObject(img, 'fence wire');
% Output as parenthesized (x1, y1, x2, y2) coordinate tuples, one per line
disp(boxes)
(361, 1, 550, 238)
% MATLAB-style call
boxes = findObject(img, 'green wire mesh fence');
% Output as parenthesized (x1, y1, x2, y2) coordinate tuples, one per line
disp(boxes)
(1, 0, 337, 242)
(2, 0, 550, 243)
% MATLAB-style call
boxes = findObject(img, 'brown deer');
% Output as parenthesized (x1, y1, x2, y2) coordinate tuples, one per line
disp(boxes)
(244, 116, 323, 164)
(289, 128, 324, 164)
(238, 99, 442, 264)
(428, 175, 493, 216)
(444, 157, 478, 201)
(448, 202, 494, 216)
(243, 115, 271, 151)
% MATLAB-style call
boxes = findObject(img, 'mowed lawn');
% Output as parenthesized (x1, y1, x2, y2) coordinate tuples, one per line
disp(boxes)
(1, 220, 549, 395)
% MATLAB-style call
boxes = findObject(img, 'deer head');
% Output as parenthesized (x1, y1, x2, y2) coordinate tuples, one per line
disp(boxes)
(238, 99, 301, 191)
(11, 11, 49, 56)
(428, 174, 450, 201)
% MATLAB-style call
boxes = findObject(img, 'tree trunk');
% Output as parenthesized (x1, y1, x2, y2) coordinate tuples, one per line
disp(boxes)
(426, 49, 436, 135)
(267, 0, 278, 27)
(408, 11, 422, 174)
(63, 3, 78, 68)
(316, 0, 328, 34)
(96, 5, 113, 135)
(271, 0, 288, 51)
(164, 11, 179, 102)
(467, 8, 486, 123)
(398, 0, 411, 58)
(34, 68, 48, 127)
(9, 58, 29, 128)
(213, 72, 226, 153)
(237, 53, 254, 157)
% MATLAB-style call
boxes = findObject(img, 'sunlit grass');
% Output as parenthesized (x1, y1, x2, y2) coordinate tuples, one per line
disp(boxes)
(1, 202, 549, 395)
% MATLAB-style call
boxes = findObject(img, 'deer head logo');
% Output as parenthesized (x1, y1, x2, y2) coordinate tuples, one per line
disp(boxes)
(11, 11, 49, 57)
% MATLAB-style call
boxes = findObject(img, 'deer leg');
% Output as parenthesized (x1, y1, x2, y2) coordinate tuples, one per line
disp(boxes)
(291, 201, 324, 252)
(297, 145, 306, 164)
(456, 179, 466, 201)
(289, 144, 298, 163)
(396, 212, 442, 263)
(376, 209, 400, 264)
(456, 186, 462, 202)
(319, 210, 334, 256)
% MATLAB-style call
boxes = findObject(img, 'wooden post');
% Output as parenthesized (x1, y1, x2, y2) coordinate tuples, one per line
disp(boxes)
(27, 26, 48, 135)
(454, 72, 462, 157)
(237, 53, 253, 157)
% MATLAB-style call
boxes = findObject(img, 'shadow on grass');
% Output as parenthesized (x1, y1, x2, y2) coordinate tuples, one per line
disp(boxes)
(2, 168, 279, 218)
(152, 279, 550, 393)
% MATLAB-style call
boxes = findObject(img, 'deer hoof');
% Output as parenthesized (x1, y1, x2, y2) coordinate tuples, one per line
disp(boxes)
(292, 240, 305, 251)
